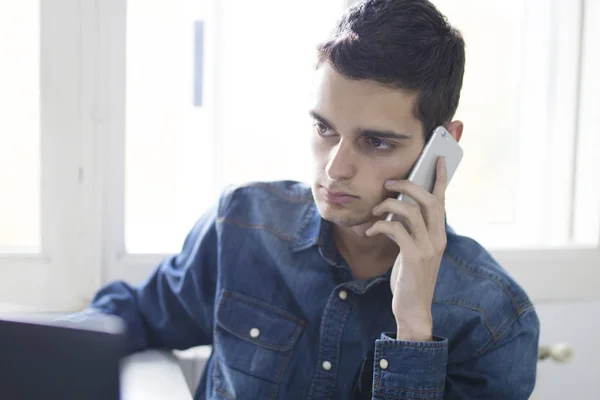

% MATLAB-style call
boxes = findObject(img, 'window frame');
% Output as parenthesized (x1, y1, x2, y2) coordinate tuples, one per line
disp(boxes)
(0, 0, 103, 311)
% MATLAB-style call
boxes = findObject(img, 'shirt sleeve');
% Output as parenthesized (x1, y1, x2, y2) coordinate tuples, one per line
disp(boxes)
(371, 309, 539, 399)
(63, 203, 220, 355)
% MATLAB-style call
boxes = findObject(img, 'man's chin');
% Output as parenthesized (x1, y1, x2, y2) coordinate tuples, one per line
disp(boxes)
(316, 203, 373, 228)
(311, 187, 376, 228)
(328, 217, 372, 229)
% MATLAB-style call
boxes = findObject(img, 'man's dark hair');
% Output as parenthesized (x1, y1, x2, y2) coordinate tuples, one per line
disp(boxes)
(317, 0, 466, 138)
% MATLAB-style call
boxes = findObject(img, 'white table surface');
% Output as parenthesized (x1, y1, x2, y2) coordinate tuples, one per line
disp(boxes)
(120, 350, 193, 400)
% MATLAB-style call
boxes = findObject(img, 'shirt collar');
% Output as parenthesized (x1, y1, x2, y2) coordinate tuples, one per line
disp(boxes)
(290, 202, 322, 252)
(289, 202, 340, 264)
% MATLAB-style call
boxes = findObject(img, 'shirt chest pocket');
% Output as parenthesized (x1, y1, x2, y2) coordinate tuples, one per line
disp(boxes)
(214, 290, 305, 387)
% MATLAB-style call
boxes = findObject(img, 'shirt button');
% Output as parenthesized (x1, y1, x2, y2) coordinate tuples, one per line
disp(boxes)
(379, 359, 389, 370)
(338, 290, 348, 300)
(249, 328, 260, 338)
(322, 360, 332, 371)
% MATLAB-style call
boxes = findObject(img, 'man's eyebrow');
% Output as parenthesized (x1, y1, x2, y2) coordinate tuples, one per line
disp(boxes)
(309, 110, 336, 130)
(358, 129, 412, 140)
(309, 110, 412, 140)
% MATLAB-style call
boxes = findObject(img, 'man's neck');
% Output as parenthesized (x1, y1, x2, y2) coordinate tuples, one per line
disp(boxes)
(332, 223, 398, 280)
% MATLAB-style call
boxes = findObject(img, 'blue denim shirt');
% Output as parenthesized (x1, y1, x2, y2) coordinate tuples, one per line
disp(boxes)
(86, 181, 539, 399)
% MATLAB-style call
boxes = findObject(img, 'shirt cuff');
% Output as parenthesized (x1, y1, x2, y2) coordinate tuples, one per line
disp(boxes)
(372, 332, 448, 399)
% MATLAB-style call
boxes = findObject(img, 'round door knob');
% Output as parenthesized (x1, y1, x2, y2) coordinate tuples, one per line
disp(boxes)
(538, 342, 574, 364)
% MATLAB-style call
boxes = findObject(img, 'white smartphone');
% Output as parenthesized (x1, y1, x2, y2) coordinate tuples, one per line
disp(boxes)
(385, 126, 463, 223)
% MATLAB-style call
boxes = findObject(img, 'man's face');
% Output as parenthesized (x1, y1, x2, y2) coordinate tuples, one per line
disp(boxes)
(309, 63, 426, 229)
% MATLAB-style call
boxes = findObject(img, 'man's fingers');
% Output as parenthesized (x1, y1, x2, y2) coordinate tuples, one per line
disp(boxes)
(373, 199, 429, 244)
(383, 158, 446, 231)
(432, 157, 447, 209)
(366, 220, 417, 252)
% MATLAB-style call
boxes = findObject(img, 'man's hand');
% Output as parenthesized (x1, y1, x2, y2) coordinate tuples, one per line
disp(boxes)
(365, 157, 448, 342)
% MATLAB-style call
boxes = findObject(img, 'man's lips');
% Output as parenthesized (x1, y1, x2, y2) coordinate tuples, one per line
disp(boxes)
(321, 186, 359, 204)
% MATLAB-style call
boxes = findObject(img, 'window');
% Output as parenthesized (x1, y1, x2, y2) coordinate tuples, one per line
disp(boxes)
(0, 1, 103, 310)
(123, 0, 600, 255)
(433, 0, 523, 245)
(432, 0, 599, 250)
(0, 0, 40, 253)
(124, 0, 345, 254)
(125, 0, 216, 253)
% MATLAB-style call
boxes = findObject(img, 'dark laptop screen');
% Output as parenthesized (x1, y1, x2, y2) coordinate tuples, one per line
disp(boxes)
(0, 316, 126, 400)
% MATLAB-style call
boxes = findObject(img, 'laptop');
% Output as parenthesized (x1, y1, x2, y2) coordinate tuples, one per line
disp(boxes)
(0, 314, 127, 400)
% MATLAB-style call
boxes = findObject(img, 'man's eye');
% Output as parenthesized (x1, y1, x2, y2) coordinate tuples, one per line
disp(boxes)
(365, 137, 393, 150)
(314, 122, 333, 136)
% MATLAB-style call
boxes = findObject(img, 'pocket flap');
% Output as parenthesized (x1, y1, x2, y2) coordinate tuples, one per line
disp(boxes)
(216, 291, 304, 352)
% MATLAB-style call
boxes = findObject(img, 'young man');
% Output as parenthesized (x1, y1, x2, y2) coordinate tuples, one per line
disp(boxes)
(77, 0, 540, 398)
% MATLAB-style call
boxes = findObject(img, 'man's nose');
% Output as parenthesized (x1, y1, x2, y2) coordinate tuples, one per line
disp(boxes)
(325, 140, 356, 181)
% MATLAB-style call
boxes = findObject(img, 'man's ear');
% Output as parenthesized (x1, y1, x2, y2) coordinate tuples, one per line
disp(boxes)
(445, 120, 463, 143)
